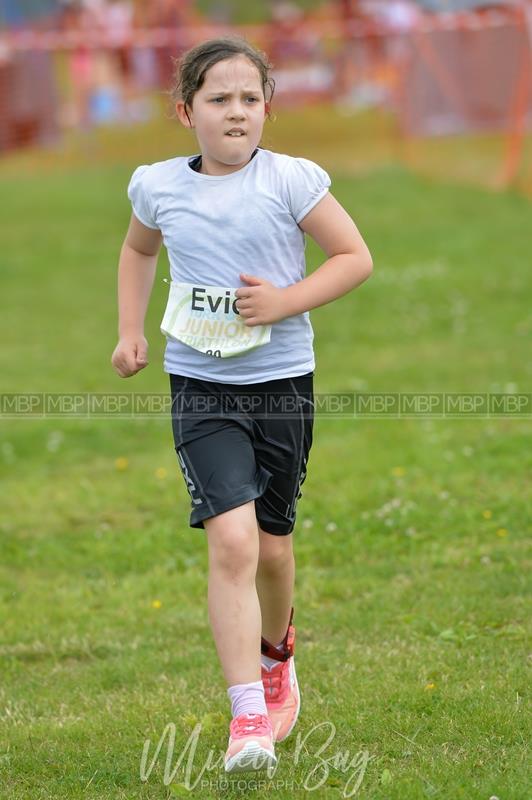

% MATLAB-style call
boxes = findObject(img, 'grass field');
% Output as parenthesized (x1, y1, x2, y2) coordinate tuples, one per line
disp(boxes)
(0, 107, 530, 799)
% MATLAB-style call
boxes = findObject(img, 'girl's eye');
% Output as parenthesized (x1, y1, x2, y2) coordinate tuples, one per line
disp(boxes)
(212, 97, 259, 103)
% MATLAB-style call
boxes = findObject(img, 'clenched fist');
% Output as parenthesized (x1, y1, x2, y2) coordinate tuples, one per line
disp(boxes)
(111, 335, 149, 378)
(235, 273, 290, 326)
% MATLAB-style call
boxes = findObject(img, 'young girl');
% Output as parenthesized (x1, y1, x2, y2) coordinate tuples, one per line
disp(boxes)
(111, 35, 372, 774)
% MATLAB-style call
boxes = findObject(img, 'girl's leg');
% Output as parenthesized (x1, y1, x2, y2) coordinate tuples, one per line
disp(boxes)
(256, 528, 295, 644)
(204, 500, 262, 687)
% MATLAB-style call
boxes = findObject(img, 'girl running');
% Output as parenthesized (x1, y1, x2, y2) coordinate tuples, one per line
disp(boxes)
(111, 35, 373, 774)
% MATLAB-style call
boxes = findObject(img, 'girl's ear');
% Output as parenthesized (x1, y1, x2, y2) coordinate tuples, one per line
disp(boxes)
(176, 101, 193, 128)
(264, 101, 270, 114)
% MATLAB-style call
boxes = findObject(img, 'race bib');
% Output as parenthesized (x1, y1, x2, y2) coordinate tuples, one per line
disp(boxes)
(160, 281, 272, 359)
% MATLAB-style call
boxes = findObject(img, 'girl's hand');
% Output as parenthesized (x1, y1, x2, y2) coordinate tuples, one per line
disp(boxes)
(111, 335, 149, 378)
(235, 274, 290, 326)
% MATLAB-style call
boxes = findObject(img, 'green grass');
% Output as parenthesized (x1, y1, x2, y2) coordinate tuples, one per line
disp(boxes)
(0, 108, 530, 799)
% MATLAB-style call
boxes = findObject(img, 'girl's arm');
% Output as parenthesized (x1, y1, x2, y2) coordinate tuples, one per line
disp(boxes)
(111, 214, 162, 378)
(236, 193, 373, 326)
(282, 192, 373, 316)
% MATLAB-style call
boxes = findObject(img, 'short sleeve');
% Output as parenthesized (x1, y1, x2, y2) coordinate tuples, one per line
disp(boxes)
(285, 157, 331, 224)
(127, 165, 159, 229)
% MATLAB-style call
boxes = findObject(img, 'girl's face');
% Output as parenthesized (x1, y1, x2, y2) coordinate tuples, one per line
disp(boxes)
(176, 55, 269, 176)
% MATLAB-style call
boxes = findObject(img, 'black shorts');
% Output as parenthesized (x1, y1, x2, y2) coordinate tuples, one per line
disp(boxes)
(169, 372, 314, 535)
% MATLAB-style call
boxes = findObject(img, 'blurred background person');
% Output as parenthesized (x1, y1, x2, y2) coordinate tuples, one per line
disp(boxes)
(100, 0, 135, 105)
(267, 0, 332, 106)
(146, 0, 198, 89)
(59, 0, 98, 129)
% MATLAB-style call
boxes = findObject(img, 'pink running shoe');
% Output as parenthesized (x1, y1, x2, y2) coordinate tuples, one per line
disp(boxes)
(224, 713, 277, 774)
(261, 608, 301, 742)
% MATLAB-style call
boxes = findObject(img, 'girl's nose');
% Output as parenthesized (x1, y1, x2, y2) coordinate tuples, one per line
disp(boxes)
(227, 102, 246, 117)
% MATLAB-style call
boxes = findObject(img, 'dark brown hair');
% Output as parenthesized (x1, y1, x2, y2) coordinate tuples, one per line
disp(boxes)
(170, 35, 276, 126)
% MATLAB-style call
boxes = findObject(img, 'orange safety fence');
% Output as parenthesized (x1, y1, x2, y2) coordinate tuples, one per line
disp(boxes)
(0, 4, 530, 188)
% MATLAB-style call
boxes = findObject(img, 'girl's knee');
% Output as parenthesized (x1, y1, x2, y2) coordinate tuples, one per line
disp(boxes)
(258, 530, 293, 572)
(205, 503, 259, 572)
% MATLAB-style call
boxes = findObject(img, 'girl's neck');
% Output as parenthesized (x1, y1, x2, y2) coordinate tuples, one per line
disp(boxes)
(191, 148, 260, 175)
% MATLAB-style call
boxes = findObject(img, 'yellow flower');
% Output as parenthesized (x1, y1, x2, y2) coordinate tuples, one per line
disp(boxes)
(424, 682, 436, 691)
(482, 509, 492, 519)
(155, 467, 168, 480)
(115, 457, 129, 471)
(151, 599, 162, 609)
(496, 528, 508, 537)
(392, 466, 405, 477)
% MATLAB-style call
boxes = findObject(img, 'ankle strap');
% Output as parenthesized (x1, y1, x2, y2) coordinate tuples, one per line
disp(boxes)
(260, 607, 294, 663)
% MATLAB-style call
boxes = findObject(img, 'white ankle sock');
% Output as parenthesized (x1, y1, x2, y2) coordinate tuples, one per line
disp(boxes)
(261, 640, 286, 671)
(227, 680, 267, 718)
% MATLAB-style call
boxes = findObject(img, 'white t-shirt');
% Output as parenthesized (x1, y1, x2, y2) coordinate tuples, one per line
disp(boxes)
(127, 147, 331, 383)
